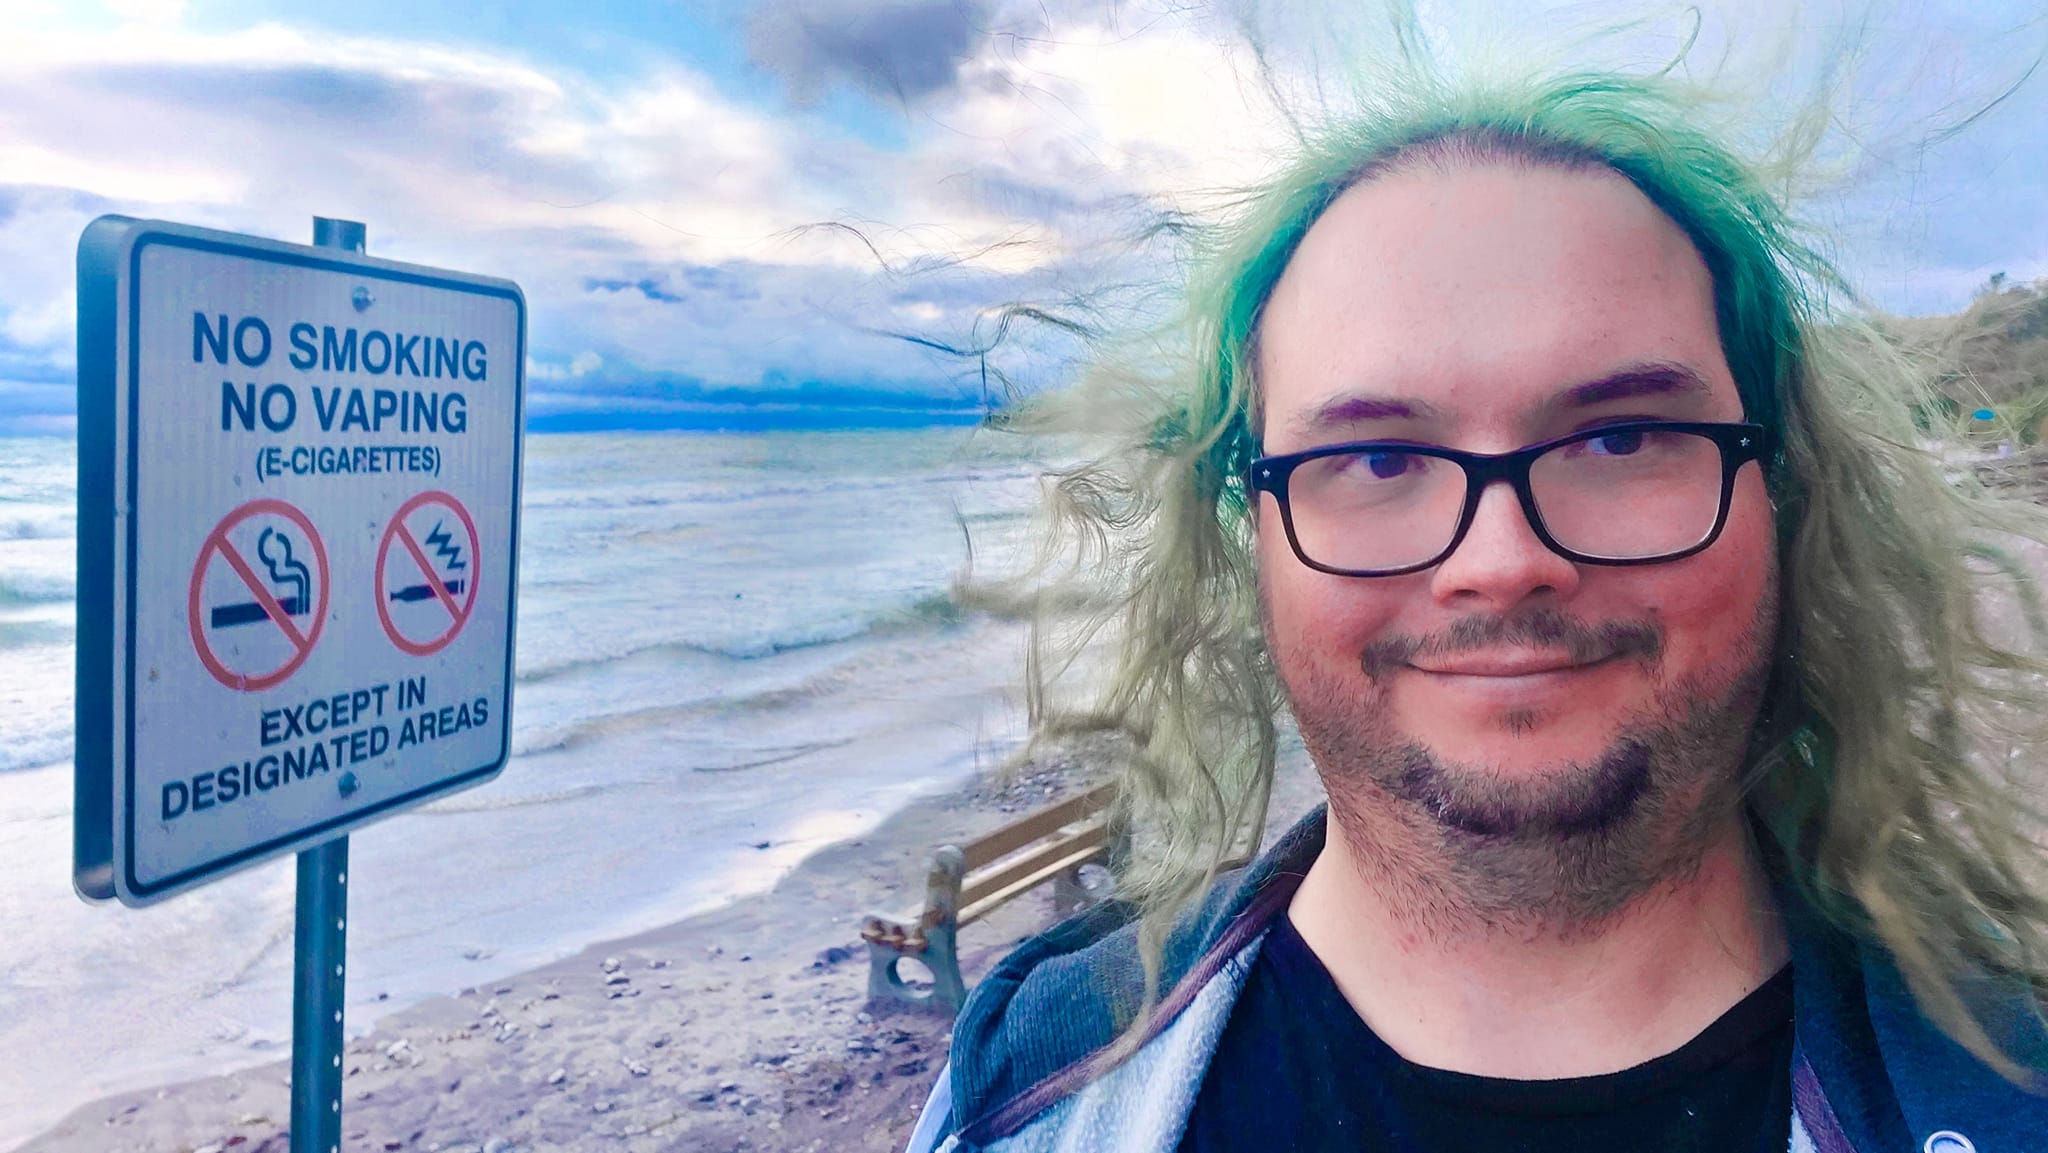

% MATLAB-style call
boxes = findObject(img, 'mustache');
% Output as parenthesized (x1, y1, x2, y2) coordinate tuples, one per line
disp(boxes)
(1360, 609, 1664, 678)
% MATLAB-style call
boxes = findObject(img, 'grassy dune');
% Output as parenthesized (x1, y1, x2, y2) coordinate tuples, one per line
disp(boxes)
(1883, 275, 2048, 441)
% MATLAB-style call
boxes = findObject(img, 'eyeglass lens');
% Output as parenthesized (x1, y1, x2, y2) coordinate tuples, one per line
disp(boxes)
(1284, 428, 1726, 572)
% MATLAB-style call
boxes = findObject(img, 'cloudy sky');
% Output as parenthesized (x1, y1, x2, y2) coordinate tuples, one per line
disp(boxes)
(0, 0, 2041, 435)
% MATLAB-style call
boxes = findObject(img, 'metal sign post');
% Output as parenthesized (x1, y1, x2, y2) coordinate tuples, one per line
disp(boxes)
(287, 216, 365, 1153)
(291, 837, 348, 1153)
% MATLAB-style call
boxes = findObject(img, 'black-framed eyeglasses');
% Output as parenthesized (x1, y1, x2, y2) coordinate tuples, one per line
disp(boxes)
(1248, 420, 1770, 577)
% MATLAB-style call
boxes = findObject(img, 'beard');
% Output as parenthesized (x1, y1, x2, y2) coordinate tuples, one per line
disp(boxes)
(1273, 590, 1778, 940)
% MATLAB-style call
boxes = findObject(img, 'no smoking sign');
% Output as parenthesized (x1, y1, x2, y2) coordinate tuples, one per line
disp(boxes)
(186, 492, 482, 686)
(75, 217, 524, 905)
(187, 499, 332, 692)
(376, 491, 480, 656)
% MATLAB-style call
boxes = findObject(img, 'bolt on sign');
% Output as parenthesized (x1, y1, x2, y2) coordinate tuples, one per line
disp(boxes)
(74, 218, 526, 906)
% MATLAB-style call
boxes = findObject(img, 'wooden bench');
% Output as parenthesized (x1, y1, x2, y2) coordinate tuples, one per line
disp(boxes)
(861, 782, 1125, 1014)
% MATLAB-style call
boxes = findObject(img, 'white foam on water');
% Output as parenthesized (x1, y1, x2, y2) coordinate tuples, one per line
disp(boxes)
(0, 641, 1022, 1146)
(0, 643, 73, 774)
(0, 427, 1045, 1148)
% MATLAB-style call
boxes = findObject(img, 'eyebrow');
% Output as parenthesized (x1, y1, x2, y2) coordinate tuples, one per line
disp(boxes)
(1291, 393, 1444, 436)
(1288, 360, 1713, 438)
(1553, 361, 1713, 410)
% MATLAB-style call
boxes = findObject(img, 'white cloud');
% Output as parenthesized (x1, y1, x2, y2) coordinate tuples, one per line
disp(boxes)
(0, 7, 1189, 397)
(0, 20, 853, 375)
(0, 0, 2038, 419)
(944, 19, 1283, 196)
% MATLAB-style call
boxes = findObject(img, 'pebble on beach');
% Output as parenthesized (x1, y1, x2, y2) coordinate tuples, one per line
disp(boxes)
(16, 738, 1323, 1153)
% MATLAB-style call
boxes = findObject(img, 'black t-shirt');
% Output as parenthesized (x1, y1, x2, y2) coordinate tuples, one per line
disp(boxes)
(1179, 913, 1794, 1152)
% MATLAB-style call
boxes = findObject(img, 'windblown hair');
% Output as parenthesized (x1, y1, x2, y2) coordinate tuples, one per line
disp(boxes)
(993, 50, 2048, 1078)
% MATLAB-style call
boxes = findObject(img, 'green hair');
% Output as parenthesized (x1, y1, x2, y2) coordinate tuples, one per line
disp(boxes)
(997, 61, 2048, 1079)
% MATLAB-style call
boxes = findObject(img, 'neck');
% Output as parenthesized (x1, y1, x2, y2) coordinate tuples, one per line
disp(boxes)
(1288, 800, 1788, 1079)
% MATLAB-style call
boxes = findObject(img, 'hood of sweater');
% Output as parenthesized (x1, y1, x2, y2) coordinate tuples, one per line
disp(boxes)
(945, 803, 2048, 1151)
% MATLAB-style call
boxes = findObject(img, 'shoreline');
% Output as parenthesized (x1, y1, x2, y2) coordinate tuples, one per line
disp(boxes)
(0, 609, 1033, 1148)
(20, 756, 1067, 1153)
(20, 740, 1323, 1153)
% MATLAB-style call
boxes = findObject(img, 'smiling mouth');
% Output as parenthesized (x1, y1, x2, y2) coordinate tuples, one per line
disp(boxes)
(1406, 652, 1614, 678)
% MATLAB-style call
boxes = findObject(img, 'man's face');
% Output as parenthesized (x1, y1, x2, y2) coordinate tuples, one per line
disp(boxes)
(1256, 160, 1778, 879)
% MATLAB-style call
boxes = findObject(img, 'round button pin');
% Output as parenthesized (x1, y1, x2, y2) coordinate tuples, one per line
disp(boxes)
(1925, 1131, 1976, 1153)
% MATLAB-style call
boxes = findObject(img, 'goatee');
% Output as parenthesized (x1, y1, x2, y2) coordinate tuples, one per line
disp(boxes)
(1278, 597, 1777, 939)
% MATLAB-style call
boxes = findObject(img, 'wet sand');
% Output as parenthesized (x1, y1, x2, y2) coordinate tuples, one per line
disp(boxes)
(19, 744, 1324, 1153)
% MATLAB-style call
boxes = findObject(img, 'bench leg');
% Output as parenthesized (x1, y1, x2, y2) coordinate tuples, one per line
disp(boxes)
(864, 925, 968, 1015)
(866, 938, 914, 1006)
(864, 844, 971, 1015)
(924, 922, 968, 1014)
(1052, 863, 1090, 920)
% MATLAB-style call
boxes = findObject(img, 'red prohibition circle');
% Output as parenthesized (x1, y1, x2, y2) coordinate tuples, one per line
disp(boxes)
(375, 490, 481, 657)
(186, 498, 331, 692)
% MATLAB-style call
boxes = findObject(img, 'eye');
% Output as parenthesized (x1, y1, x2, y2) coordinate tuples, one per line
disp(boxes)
(1362, 451, 1415, 479)
(1586, 429, 1646, 456)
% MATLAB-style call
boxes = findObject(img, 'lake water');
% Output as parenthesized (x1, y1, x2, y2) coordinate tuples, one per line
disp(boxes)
(0, 427, 1041, 1146)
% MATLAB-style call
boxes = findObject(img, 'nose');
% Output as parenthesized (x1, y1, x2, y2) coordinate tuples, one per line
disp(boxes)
(1428, 478, 1580, 609)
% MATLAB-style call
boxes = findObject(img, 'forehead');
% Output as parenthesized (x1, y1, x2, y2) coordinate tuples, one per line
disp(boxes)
(1256, 160, 1736, 450)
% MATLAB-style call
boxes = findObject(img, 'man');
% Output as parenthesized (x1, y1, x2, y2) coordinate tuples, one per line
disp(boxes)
(906, 71, 2048, 1153)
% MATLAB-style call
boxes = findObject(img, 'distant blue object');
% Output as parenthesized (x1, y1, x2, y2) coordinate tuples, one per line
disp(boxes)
(1973, 408, 1996, 421)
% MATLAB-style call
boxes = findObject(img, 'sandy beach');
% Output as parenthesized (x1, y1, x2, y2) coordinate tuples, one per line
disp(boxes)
(18, 741, 1324, 1153)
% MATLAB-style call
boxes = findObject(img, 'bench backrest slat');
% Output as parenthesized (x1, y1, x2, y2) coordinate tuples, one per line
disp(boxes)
(958, 821, 1110, 926)
(961, 782, 1117, 872)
